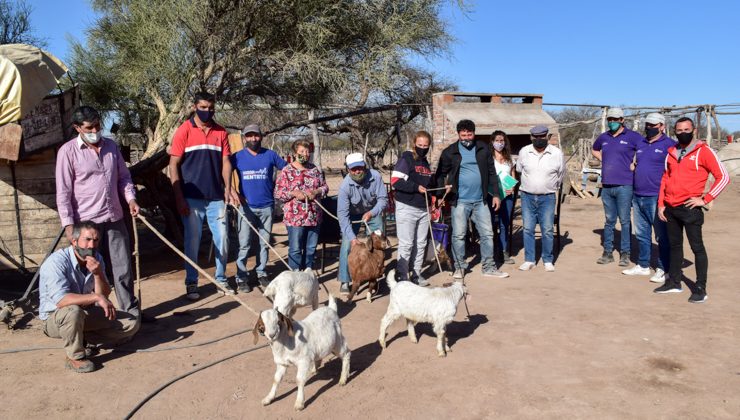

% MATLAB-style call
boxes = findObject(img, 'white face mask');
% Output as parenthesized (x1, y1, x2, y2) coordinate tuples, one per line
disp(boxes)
(81, 131, 102, 144)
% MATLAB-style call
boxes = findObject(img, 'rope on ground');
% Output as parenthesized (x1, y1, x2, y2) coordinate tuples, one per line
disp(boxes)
(229, 203, 292, 272)
(0, 328, 253, 355)
(122, 343, 269, 420)
(132, 213, 142, 309)
(135, 214, 260, 317)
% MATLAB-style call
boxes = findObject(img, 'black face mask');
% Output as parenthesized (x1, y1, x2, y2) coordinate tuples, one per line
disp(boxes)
(415, 147, 429, 158)
(645, 127, 660, 139)
(676, 132, 693, 146)
(246, 141, 261, 151)
(460, 140, 474, 149)
(195, 109, 214, 123)
(532, 138, 548, 149)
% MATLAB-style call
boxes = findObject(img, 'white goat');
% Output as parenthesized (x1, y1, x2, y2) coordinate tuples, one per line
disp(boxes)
(378, 269, 466, 357)
(253, 294, 351, 411)
(262, 268, 319, 317)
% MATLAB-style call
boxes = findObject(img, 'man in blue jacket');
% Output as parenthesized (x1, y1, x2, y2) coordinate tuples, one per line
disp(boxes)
(434, 119, 508, 279)
(336, 153, 388, 295)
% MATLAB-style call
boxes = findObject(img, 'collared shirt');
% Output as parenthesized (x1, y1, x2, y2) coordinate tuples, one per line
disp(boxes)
(634, 134, 675, 196)
(516, 144, 565, 194)
(169, 118, 231, 200)
(55, 136, 137, 227)
(592, 128, 643, 185)
(38, 246, 105, 320)
(336, 169, 388, 241)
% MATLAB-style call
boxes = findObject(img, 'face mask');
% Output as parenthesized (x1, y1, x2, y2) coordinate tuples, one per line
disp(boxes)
(349, 171, 366, 183)
(645, 127, 660, 139)
(195, 109, 214, 123)
(460, 140, 474, 149)
(532, 138, 548, 149)
(608, 121, 622, 132)
(676, 132, 693, 145)
(296, 154, 308, 164)
(246, 140, 261, 151)
(75, 246, 95, 259)
(81, 132, 102, 144)
(415, 147, 429, 158)
(493, 142, 505, 152)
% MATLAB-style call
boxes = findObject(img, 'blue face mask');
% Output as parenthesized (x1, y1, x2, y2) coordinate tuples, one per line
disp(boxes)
(608, 121, 622, 132)
(196, 109, 214, 123)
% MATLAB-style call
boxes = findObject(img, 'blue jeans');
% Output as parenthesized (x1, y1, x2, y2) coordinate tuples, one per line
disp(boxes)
(451, 200, 495, 272)
(491, 195, 514, 254)
(601, 185, 632, 254)
(632, 195, 670, 270)
(182, 198, 227, 285)
(236, 205, 273, 280)
(286, 225, 320, 271)
(338, 213, 383, 283)
(520, 192, 556, 264)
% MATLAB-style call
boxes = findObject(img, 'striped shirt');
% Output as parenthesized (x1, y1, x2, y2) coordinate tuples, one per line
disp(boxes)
(170, 118, 230, 200)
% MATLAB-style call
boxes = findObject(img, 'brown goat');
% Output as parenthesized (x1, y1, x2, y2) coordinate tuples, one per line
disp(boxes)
(346, 231, 388, 302)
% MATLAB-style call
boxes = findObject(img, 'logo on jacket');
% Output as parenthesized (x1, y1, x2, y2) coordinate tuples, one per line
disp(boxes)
(619, 140, 629, 145)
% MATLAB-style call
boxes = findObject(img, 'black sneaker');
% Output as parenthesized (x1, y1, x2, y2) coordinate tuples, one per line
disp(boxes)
(502, 252, 515, 265)
(688, 291, 707, 303)
(340, 283, 350, 295)
(257, 274, 270, 288)
(618, 252, 630, 267)
(237, 281, 252, 294)
(185, 284, 200, 301)
(596, 251, 614, 264)
(653, 283, 682, 294)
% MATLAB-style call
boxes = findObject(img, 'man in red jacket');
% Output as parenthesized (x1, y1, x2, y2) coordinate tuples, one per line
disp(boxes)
(655, 117, 730, 302)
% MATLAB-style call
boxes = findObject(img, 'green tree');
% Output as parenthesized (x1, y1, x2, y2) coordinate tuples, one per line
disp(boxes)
(0, 0, 46, 46)
(70, 0, 462, 159)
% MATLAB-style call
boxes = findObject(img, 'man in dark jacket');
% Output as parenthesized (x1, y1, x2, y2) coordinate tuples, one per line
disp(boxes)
(435, 119, 508, 279)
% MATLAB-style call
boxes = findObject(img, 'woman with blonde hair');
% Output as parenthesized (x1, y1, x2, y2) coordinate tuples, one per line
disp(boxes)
(274, 139, 329, 271)
(390, 130, 435, 286)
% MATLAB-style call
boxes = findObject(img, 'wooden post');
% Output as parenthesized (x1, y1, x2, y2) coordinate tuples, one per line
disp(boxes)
(309, 109, 321, 169)
(600, 107, 607, 133)
(711, 106, 724, 146)
(705, 105, 713, 147)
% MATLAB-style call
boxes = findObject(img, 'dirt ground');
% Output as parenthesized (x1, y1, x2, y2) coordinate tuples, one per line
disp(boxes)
(1, 176, 740, 419)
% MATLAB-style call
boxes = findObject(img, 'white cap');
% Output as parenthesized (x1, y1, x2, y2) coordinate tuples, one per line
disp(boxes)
(345, 152, 366, 169)
(606, 107, 624, 119)
(645, 113, 665, 125)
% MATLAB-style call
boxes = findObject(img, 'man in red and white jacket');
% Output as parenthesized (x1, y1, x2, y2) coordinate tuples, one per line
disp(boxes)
(655, 117, 730, 302)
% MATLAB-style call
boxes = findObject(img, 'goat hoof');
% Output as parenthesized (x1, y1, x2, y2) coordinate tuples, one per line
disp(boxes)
(294, 402, 305, 411)
(438, 351, 447, 357)
(339, 378, 348, 386)
(378, 340, 386, 349)
(261, 397, 272, 406)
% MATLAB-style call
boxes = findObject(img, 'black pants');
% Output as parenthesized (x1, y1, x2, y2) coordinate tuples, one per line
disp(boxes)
(665, 205, 707, 290)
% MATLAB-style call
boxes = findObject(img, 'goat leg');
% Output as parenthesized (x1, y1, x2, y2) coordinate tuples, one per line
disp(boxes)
(262, 364, 287, 406)
(406, 319, 418, 343)
(294, 361, 310, 411)
(346, 281, 361, 302)
(433, 323, 447, 357)
(378, 312, 399, 349)
(339, 351, 351, 385)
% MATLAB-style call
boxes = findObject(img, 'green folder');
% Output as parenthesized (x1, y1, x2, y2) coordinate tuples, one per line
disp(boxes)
(497, 173, 518, 198)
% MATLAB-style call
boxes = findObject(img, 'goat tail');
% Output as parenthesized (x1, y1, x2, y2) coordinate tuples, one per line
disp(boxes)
(386, 269, 398, 290)
(327, 294, 338, 312)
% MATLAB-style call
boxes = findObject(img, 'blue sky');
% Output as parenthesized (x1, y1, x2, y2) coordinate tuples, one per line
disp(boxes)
(27, 0, 740, 131)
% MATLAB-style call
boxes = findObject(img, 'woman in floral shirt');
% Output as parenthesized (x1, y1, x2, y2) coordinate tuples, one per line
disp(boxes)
(274, 139, 329, 271)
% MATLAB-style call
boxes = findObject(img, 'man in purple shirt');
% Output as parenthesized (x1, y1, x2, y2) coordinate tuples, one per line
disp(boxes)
(621, 113, 674, 282)
(55, 106, 146, 321)
(592, 107, 642, 266)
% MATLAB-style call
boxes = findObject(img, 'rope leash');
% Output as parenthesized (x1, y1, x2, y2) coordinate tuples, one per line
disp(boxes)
(134, 214, 261, 317)
(131, 213, 142, 310)
(228, 203, 331, 297)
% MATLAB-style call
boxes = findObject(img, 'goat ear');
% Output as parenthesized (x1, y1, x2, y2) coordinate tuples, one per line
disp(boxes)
(365, 235, 374, 253)
(278, 311, 294, 337)
(252, 315, 264, 345)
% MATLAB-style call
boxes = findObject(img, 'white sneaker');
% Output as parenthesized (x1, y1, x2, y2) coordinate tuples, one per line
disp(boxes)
(650, 268, 666, 283)
(622, 265, 651, 276)
(519, 261, 535, 271)
(544, 263, 555, 272)
(453, 269, 465, 279)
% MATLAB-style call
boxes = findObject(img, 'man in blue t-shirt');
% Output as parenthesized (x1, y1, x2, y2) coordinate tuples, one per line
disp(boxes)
(434, 119, 508, 279)
(230, 124, 287, 290)
(592, 107, 643, 267)
(621, 113, 674, 283)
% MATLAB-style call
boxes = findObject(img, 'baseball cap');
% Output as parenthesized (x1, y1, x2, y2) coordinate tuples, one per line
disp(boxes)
(645, 113, 665, 125)
(345, 153, 366, 169)
(606, 108, 624, 119)
(241, 124, 262, 135)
